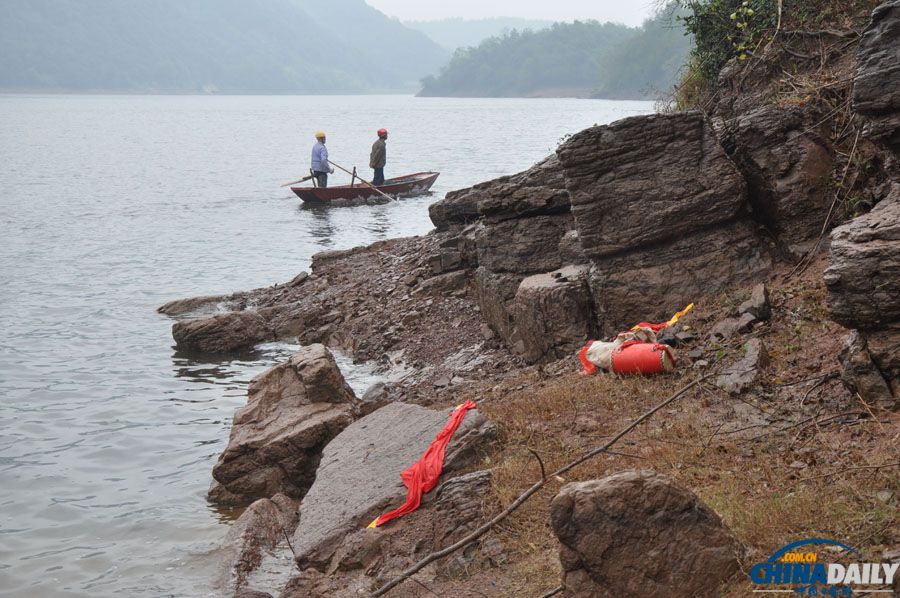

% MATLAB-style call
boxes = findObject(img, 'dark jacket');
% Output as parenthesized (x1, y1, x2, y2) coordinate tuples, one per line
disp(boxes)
(369, 138, 386, 168)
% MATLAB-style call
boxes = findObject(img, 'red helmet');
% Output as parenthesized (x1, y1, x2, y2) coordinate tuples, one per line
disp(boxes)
(377, 128, 388, 137)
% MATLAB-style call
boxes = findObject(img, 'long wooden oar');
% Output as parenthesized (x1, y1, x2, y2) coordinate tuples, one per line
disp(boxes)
(280, 174, 314, 188)
(328, 160, 394, 202)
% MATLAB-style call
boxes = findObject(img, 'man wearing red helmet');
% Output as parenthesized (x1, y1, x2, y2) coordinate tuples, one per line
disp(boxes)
(369, 128, 388, 186)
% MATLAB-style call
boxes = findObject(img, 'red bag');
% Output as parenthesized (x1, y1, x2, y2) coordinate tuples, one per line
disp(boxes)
(611, 341, 676, 375)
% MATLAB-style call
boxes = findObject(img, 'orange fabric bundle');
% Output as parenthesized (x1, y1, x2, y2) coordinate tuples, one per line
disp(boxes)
(369, 400, 478, 528)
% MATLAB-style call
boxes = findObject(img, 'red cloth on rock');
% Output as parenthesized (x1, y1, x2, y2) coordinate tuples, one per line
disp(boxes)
(371, 400, 478, 527)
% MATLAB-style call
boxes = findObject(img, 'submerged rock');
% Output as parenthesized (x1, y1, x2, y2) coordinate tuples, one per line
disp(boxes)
(550, 470, 743, 598)
(290, 402, 496, 571)
(209, 344, 360, 505)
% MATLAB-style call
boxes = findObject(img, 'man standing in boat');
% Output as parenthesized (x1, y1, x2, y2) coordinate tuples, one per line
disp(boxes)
(370, 128, 387, 186)
(310, 131, 333, 188)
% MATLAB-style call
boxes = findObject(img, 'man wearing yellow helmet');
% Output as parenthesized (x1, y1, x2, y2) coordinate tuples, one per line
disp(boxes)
(310, 131, 334, 187)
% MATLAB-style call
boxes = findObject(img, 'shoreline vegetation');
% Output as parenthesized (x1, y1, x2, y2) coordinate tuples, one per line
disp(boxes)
(157, 0, 897, 596)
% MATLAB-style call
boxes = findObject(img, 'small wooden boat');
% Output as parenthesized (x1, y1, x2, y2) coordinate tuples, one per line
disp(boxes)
(292, 171, 440, 205)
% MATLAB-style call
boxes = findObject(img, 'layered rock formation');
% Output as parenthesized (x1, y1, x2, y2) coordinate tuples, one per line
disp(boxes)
(550, 470, 743, 598)
(854, 1, 900, 147)
(826, 184, 900, 407)
(209, 344, 360, 505)
(429, 154, 569, 231)
(719, 106, 834, 255)
(559, 113, 773, 333)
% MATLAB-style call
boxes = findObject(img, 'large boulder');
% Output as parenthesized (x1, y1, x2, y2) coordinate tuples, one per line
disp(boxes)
(209, 345, 360, 505)
(721, 105, 834, 254)
(429, 154, 569, 231)
(513, 265, 595, 363)
(290, 402, 496, 571)
(550, 470, 743, 598)
(281, 471, 496, 597)
(588, 220, 771, 334)
(825, 185, 900, 329)
(558, 112, 747, 259)
(557, 112, 771, 333)
(172, 310, 274, 353)
(854, 1, 900, 147)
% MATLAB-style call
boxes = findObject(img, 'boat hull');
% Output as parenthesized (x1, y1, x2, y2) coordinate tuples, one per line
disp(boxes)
(292, 171, 440, 205)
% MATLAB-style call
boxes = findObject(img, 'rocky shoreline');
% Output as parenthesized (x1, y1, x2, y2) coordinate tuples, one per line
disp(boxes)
(162, 4, 899, 596)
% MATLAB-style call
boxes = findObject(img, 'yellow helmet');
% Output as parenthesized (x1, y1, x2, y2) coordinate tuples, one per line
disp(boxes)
(314, 130, 326, 139)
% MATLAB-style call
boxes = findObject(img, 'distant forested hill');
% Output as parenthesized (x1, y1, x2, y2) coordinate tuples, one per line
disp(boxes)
(418, 8, 691, 99)
(592, 7, 692, 99)
(404, 17, 554, 51)
(418, 21, 634, 97)
(0, 0, 448, 92)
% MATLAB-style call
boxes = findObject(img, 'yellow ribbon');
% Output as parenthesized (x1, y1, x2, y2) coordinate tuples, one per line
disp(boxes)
(666, 303, 694, 327)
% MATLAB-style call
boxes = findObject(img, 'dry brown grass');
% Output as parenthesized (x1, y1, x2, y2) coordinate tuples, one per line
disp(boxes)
(440, 264, 900, 597)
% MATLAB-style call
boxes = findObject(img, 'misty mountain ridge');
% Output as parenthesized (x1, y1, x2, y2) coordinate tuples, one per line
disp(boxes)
(0, 0, 448, 93)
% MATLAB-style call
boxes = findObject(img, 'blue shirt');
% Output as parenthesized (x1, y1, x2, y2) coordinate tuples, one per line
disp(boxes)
(311, 141, 329, 172)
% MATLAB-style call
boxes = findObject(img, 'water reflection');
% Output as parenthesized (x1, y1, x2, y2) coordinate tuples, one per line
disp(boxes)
(304, 206, 336, 249)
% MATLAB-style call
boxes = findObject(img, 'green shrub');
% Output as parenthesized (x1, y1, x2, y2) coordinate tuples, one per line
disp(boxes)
(679, 0, 777, 82)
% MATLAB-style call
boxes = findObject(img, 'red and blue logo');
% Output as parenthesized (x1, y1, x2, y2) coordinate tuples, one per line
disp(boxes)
(749, 538, 898, 596)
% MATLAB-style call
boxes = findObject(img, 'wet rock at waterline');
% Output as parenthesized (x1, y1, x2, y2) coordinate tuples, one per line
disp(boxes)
(209, 344, 360, 506)
(173, 310, 275, 353)
(218, 494, 298, 594)
(550, 470, 743, 598)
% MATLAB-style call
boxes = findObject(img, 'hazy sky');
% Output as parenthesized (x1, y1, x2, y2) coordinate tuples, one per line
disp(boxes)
(366, 0, 659, 26)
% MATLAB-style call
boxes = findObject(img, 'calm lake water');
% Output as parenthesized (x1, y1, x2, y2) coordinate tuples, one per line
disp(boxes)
(0, 94, 652, 597)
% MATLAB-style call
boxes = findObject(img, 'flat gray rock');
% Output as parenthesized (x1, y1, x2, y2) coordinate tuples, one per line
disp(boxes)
(291, 402, 495, 571)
